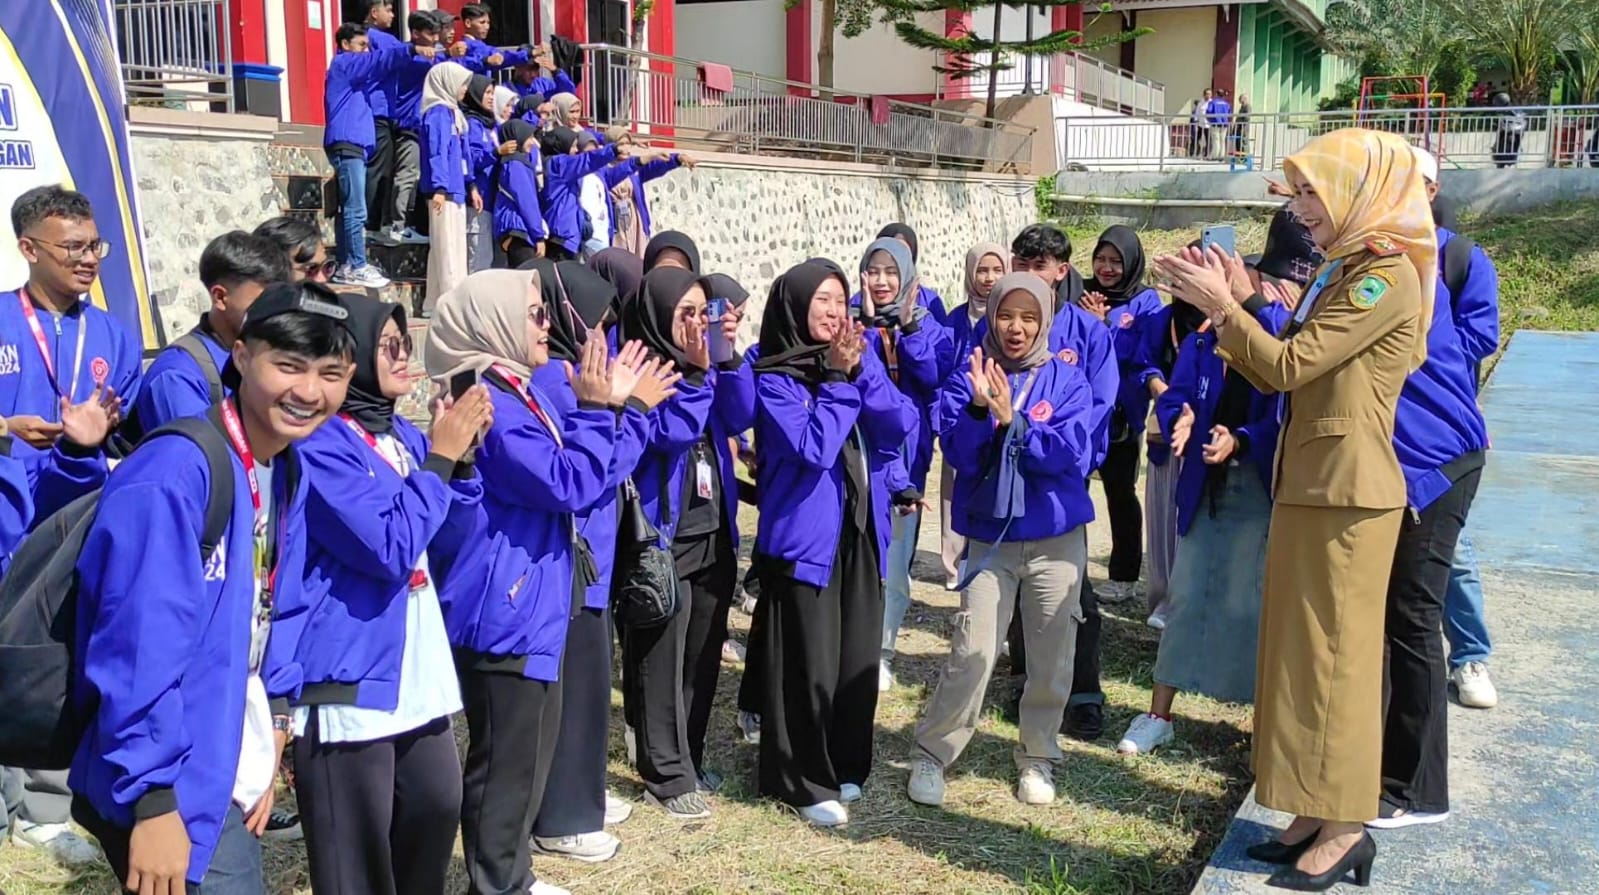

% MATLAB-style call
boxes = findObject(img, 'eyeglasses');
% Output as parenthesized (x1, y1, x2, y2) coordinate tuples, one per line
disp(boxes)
(528, 304, 549, 327)
(297, 259, 338, 281)
(27, 237, 111, 262)
(379, 333, 414, 361)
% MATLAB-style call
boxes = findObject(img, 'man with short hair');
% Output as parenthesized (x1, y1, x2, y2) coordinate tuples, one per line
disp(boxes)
(360, 0, 403, 245)
(380, 11, 457, 247)
(456, 4, 530, 74)
(70, 282, 356, 895)
(253, 215, 332, 284)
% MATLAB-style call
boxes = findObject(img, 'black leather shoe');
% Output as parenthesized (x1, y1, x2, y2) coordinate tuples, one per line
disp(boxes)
(1246, 833, 1316, 865)
(1266, 832, 1376, 891)
(1063, 702, 1104, 741)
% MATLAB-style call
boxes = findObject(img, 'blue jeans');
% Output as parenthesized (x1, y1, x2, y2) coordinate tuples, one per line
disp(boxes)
(1442, 531, 1492, 669)
(329, 152, 368, 269)
(880, 507, 921, 660)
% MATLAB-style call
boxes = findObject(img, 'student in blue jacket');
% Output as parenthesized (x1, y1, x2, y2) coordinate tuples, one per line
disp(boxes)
(750, 261, 915, 827)
(289, 294, 491, 893)
(128, 231, 289, 440)
(2, 186, 140, 521)
(1006, 222, 1118, 742)
(1372, 246, 1490, 830)
(910, 273, 1095, 809)
(374, 12, 454, 248)
(492, 119, 548, 267)
(421, 64, 490, 310)
(875, 222, 949, 322)
(857, 237, 955, 693)
(509, 44, 580, 99)
(540, 128, 626, 261)
(600, 129, 693, 255)
(457, 4, 531, 75)
(937, 242, 1009, 589)
(615, 267, 746, 820)
(463, 72, 514, 275)
(423, 267, 636, 895)
(1116, 299, 1282, 757)
(69, 285, 355, 895)
(525, 260, 675, 862)
(323, 21, 425, 289)
(1080, 226, 1163, 602)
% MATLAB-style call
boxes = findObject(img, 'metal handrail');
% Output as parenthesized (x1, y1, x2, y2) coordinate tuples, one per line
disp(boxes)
(962, 50, 1166, 117)
(1054, 103, 1599, 172)
(112, 0, 234, 112)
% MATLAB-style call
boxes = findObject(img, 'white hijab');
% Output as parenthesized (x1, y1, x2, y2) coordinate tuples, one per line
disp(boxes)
(421, 62, 475, 135)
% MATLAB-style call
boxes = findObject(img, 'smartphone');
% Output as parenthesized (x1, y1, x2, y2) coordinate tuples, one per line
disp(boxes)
(706, 298, 735, 364)
(1200, 224, 1237, 257)
(449, 369, 479, 401)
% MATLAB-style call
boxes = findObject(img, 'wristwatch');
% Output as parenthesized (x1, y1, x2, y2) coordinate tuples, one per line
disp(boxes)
(272, 715, 294, 737)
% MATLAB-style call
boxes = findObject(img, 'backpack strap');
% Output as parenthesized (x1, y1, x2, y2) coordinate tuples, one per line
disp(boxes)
(1443, 233, 1475, 303)
(174, 331, 226, 406)
(146, 408, 236, 556)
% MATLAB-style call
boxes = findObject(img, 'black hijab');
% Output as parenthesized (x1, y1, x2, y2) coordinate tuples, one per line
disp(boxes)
(517, 258, 618, 363)
(540, 126, 580, 157)
(588, 248, 644, 324)
(876, 222, 920, 261)
(1252, 206, 1321, 286)
(620, 267, 703, 371)
(515, 92, 546, 119)
(702, 272, 750, 308)
(805, 257, 848, 280)
(643, 231, 702, 274)
(1091, 225, 1148, 304)
(463, 74, 495, 126)
(1054, 266, 1086, 316)
(499, 119, 539, 165)
(340, 293, 407, 435)
(754, 262, 842, 387)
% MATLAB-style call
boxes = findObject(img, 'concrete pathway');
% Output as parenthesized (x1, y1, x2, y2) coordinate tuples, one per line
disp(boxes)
(1194, 330, 1599, 895)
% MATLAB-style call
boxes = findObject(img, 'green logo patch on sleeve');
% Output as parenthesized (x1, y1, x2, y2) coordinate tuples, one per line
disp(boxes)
(1349, 271, 1394, 310)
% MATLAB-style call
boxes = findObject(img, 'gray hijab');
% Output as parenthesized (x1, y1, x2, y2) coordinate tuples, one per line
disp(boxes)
(857, 236, 918, 319)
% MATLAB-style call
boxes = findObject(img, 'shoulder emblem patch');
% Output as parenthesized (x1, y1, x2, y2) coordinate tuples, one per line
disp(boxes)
(1056, 348, 1079, 366)
(1029, 400, 1053, 423)
(1349, 270, 1396, 310)
(1365, 237, 1404, 258)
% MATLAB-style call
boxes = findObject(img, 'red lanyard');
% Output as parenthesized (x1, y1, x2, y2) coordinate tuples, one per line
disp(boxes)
(219, 398, 261, 514)
(492, 364, 562, 446)
(18, 287, 88, 400)
(339, 413, 429, 589)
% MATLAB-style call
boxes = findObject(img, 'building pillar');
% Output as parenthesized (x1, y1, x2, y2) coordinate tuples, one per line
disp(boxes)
(1118, 11, 1136, 73)
(786, 0, 813, 95)
(943, 9, 973, 98)
(229, 0, 268, 63)
(1212, 3, 1238, 98)
(553, 0, 586, 43)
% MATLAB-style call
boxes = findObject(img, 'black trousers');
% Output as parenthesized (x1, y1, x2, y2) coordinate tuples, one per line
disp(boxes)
(294, 714, 460, 895)
(457, 655, 563, 895)
(737, 566, 767, 716)
(366, 117, 398, 228)
(545, 242, 577, 262)
(680, 535, 739, 771)
(620, 553, 697, 800)
(532, 606, 611, 839)
(1099, 436, 1144, 582)
(1382, 466, 1481, 815)
(1008, 574, 1103, 700)
(757, 516, 882, 807)
(503, 235, 541, 268)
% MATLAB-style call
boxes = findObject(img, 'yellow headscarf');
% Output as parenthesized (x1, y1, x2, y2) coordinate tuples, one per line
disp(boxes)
(1283, 128, 1437, 370)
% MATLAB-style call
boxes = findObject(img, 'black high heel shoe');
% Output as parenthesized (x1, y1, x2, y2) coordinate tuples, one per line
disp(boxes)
(1246, 832, 1317, 865)
(1266, 832, 1376, 891)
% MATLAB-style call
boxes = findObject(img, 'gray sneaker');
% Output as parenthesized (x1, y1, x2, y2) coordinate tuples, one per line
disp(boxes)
(646, 790, 711, 819)
(333, 263, 390, 289)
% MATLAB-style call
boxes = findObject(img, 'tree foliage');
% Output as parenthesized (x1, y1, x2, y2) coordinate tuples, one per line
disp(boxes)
(1322, 0, 1476, 105)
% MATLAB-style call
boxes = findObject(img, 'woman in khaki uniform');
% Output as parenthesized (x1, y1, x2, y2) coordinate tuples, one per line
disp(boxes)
(1155, 127, 1436, 892)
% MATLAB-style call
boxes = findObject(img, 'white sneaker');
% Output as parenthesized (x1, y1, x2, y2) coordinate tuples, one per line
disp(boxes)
(1117, 713, 1175, 755)
(1146, 603, 1169, 631)
(1016, 762, 1056, 805)
(839, 783, 862, 803)
(532, 830, 620, 862)
(740, 593, 758, 615)
(722, 639, 747, 663)
(737, 711, 761, 745)
(798, 800, 848, 827)
(1097, 580, 1140, 604)
(624, 724, 637, 765)
(879, 660, 896, 692)
(529, 881, 571, 895)
(11, 821, 102, 867)
(907, 758, 945, 806)
(333, 263, 390, 289)
(1451, 661, 1499, 709)
(604, 791, 632, 826)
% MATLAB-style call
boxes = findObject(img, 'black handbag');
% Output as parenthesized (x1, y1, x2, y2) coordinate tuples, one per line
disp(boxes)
(611, 472, 678, 628)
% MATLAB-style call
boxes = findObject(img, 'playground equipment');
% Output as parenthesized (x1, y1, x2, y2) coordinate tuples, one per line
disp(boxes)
(1356, 75, 1449, 158)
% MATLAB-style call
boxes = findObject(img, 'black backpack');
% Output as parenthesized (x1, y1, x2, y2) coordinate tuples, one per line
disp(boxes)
(118, 331, 226, 447)
(0, 410, 236, 770)
(1442, 233, 1475, 303)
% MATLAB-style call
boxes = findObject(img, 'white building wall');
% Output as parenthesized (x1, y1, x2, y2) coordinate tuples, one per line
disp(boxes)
(823, 12, 943, 97)
(676, 0, 787, 80)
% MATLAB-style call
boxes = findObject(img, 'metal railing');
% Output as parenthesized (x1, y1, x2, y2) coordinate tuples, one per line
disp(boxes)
(575, 44, 1036, 173)
(1055, 104, 1599, 172)
(113, 0, 233, 111)
(972, 50, 1165, 118)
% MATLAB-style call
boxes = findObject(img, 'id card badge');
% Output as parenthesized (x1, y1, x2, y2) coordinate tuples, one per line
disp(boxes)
(248, 593, 272, 673)
(695, 454, 714, 500)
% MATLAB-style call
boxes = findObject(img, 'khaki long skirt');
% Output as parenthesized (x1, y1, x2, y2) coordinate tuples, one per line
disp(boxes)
(1252, 502, 1403, 823)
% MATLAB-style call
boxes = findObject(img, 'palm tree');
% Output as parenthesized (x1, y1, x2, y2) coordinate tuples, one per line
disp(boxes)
(1323, 0, 1470, 98)
(1433, 0, 1587, 103)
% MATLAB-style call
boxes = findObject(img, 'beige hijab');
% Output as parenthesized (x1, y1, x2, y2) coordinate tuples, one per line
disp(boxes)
(421, 61, 475, 135)
(964, 241, 1009, 318)
(551, 92, 581, 129)
(424, 268, 541, 382)
(981, 273, 1056, 373)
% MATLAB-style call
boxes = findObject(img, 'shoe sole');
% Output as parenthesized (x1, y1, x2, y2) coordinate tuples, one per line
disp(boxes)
(1365, 810, 1450, 830)
(604, 805, 633, 826)
(907, 789, 944, 807)
(1450, 683, 1498, 709)
(531, 840, 620, 863)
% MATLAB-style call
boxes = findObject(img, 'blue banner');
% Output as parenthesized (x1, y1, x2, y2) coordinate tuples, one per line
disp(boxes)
(0, 0, 155, 349)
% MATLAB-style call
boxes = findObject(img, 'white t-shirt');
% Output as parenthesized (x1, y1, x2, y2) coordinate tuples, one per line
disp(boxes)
(232, 458, 278, 810)
(292, 434, 462, 743)
(579, 172, 611, 247)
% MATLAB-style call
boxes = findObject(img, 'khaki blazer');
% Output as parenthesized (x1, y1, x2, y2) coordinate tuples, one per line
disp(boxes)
(1216, 247, 1423, 510)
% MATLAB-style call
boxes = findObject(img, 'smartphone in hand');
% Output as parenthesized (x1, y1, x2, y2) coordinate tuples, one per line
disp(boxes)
(1200, 224, 1237, 257)
(449, 369, 479, 402)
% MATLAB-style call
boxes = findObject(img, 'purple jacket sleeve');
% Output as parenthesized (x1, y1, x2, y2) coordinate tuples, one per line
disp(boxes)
(422, 106, 457, 196)
(479, 393, 617, 511)
(637, 155, 682, 182)
(1155, 340, 1198, 442)
(855, 350, 914, 448)
(0, 441, 33, 562)
(941, 370, 997, 478)
(1017, 368, 1095, 480)
(545, 145, 619, 184)
(756, 373, 862, 469)
(600, 158, 640, 189)
(1234, 392, 1282, 470)
(27, 442, 107, 523)
(505, 162, 547, 240)
(1453, 246, 1500, 363)
(642, 376, 715, 456)
(894, 316, 950, 396)
(711, 362, 757, 436)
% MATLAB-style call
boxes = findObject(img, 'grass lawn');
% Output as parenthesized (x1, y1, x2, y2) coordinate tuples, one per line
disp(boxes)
(3, 201, 1595, 895)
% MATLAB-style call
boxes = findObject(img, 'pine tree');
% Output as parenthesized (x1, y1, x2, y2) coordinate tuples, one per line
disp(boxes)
(875, 0, 1146, 122)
